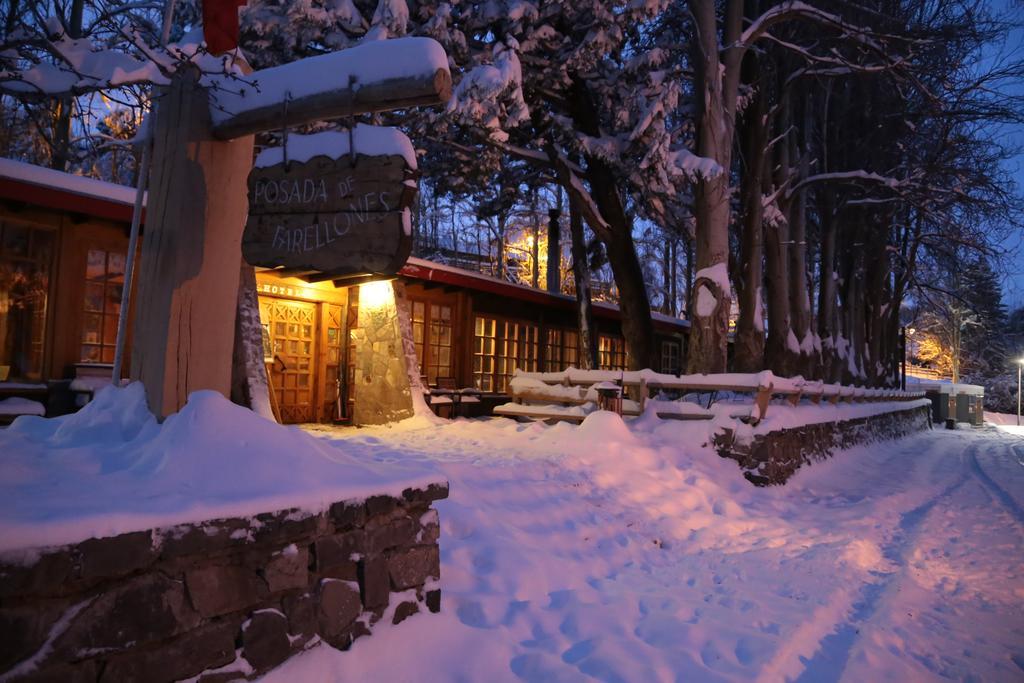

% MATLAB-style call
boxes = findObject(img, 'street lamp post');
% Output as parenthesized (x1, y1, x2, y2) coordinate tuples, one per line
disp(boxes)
(1015, 358, 1024, 428)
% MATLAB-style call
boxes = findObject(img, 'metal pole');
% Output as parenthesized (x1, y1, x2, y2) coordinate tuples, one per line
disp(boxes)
(110, 140, 150, 383)
(1011, 362, 1019, 428)
(900, 326, 907, 390)
(111, 0, 177, 384)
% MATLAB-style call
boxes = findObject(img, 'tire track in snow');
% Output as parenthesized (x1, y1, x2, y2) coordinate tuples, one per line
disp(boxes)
(967, 432, 1024, 525)
(787, 442, 974, 683)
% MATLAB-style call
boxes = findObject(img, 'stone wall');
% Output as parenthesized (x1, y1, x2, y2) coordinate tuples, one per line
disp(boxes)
(351, 281, 415, 426)
(715, 404, 931, 486)
(0, 483, 448, 682)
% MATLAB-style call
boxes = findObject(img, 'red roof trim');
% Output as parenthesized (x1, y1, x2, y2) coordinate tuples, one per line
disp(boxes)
(399, 259, 688, 334)
(0, 176, 139, 225)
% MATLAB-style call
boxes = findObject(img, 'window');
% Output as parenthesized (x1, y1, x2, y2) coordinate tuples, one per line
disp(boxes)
(598, 335, 626, 371)
(661, 340, 681, 375)
(474, 316, 538, 392)
(473, 316, 497, 391)
(80, 249, 126, 363)
(545, 328, 580, 372)
(411, 299, 453, 385)
(545, 328, 562, 372)
(0, 220, 54, 379)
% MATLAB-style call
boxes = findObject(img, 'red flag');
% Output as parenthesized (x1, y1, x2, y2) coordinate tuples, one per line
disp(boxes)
(202, 0, 248, 55)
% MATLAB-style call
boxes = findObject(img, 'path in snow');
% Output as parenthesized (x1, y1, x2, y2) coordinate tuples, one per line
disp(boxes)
(263, 417, 1024, 682)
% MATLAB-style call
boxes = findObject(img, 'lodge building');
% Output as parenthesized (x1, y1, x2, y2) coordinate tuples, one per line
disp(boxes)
(0, 159, 688, 423)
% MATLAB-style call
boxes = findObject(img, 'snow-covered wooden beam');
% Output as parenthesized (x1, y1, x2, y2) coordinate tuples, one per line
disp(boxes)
(209, 37, 451, 140)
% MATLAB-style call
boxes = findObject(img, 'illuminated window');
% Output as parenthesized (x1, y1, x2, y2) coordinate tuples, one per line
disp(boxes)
(80, 249, 126, 363)
(0, 220, 54, 379)
(545, 328, 562, 372)
(474, 316, 538, 392)
(473, 316, 497, 391)
(661, 340, 681, 375)
(544, 328, 580, 372)
(598, 335, 626, 371)
(411, 299, 453, 385)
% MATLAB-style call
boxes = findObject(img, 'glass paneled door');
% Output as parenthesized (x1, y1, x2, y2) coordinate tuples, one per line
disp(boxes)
(260, 298, 317, 423)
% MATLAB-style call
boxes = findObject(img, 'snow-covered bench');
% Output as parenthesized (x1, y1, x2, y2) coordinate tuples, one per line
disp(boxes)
(0, 396, 46, 425)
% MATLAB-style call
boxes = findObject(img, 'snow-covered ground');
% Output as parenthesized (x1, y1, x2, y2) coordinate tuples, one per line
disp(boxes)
(0, 385, 440, 552)
(260, 414, 1024, 682)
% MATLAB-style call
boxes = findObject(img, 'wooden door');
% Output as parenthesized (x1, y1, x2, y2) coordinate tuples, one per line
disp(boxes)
(321, 303, 345, 421)
(260, 297, 317, 423)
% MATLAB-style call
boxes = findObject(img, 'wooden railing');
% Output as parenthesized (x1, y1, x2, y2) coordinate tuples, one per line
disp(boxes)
(494, 368, 926, 425)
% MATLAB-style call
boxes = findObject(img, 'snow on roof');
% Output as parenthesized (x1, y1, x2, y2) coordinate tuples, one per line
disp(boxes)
(0, 159, 685, 333)
(0, 157, 140, 207)
(254, 124, 417, 169)
(400, 257, 690, 331)
(209, 37, 449, 127)
(906, 379, 984, 396)
(0, 384, 443, 553)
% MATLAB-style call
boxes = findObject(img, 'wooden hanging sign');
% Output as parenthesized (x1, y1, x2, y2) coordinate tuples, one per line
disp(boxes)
(242, 128, 416, 277)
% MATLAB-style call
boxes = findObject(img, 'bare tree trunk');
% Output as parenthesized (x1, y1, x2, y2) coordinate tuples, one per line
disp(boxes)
(547, 206, 561, 293)
(569, 198, 598, 369)
(764, 216, 794, 376)
(568, 79, 656, 369)
(662, 239, 673, 315)
(669, 239, 678, 317)
(684, 0, 743, 374)
(49, 0, 84, 171)
(817, 196, 838, 381)
(231, 264, 275, 420)
(765, 92, 796, 376)
(787, 183, 813, 375)
(787, 98, 817, 378)
(531, 192, 541, 289)
(733, 50, 767, 373)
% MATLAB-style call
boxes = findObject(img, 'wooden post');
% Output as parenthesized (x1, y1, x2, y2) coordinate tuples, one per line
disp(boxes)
(130, 67, 255, 417)
(752, 384, 773, 424)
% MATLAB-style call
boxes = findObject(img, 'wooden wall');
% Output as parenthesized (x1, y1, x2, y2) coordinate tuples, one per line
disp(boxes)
(0, 201, 134, 383)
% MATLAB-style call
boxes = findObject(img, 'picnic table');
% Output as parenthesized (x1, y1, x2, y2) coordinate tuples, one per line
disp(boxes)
(427, 378, 482, 418)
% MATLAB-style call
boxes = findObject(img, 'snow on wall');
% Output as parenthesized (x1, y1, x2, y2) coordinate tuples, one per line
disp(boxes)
(720, 400, 932, 485)
(0, 383, 442, 552)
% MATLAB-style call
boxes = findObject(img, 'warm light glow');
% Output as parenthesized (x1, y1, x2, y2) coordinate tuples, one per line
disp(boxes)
(359, 280, 394, 310)
(914, 334, 952, 369)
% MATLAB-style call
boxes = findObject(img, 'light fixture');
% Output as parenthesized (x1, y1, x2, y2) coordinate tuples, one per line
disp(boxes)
(359, 280, 395, 310)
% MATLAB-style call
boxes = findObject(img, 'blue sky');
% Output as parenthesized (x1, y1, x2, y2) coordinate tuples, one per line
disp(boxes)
(985, 0, 1024, 311)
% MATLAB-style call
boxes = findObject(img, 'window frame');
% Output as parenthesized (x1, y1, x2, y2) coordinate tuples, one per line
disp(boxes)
(473, 314, 539, 393)
(660, 340, 681, 375)
(410, 297, 454, 386)
(0, 218, 56, 380)
(79, 247, 126, 364)
(598, 334, 627, 371)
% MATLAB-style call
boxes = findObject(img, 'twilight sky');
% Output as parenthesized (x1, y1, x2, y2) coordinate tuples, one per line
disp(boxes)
(986, 0, 1024, 311)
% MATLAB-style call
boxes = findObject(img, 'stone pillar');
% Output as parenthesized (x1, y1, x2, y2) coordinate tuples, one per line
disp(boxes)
(351, 280, 415, 425)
